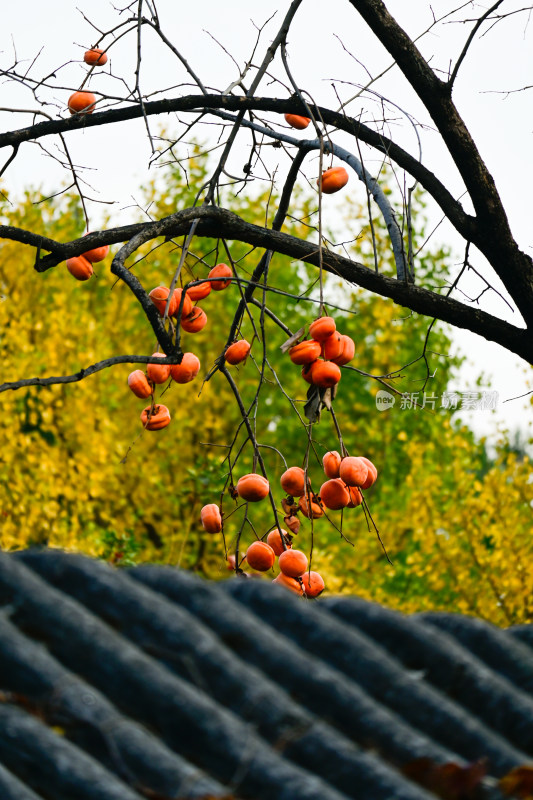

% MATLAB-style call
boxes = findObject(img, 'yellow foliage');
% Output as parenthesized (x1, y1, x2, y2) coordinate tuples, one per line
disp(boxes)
(1, 164, 531, 627)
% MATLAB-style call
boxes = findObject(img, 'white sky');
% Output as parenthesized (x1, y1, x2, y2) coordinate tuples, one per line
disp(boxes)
(1, 0, 532, 444)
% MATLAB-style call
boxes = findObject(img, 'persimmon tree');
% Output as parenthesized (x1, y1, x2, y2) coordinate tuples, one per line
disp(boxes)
(0, 0, 531, 594)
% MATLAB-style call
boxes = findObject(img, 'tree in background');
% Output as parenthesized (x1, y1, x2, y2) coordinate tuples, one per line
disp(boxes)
(0, 1, 531, 616)
(1, 150, 531, 623)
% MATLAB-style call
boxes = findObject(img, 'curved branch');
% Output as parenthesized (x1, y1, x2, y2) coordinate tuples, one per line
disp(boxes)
(346, 0, 533, 326)
(448, 1, 506, 89)
(0, 353, 182, 394)
(0, 94, 474, 241)
(2, 205, 530, 361)
(207, 108, 409, 281)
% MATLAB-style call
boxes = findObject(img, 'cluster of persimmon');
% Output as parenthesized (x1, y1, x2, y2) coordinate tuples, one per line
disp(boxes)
(67, 45, 108, 116)
(65, 242, 109, 281)
(280, 452, 378, 519)
(199, 451, 377, 597)
(127, 263, 252, 431)
(289, 316, 355, 389)
(200, 472, 325, 598)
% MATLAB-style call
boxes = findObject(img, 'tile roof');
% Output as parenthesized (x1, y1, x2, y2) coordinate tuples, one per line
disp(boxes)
(0, 549, 530, 799)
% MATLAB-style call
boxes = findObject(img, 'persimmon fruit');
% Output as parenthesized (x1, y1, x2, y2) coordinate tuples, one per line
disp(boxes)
(301, 363, 314, 385)
(127, 370, 152, 399)
(82, 237, 109, 263)
(309, 316, 336, 342)
(323, 332, 344, 361)
(339, 456, 369, 487)
(187, 281, 211, 302)
(331, 334, 355, 366)
(140, 404, 171, 430)
(284, 114, 310, 130)
(66, 255, 93, 281)
(347, 486, 363, 508)
(272, 573, 303, 594)
(301, 571, 325, 598)
(68, 91, 96, 115)
(280, 466, 306, 497)
(200, 504, 222, 534)
(359, 457, 378, 489)
(309, 360, 341, 388)
(320, 478, 351, 510)
(273, 573, 303, 594)
(266, 529, 291, 556)
(146, 353, 171, 385)
(171, 288, 193, 319)
(225, 340, 251, 365)
(236, 473, 270, 502)
(246, 541, 276, 571)
(208, 263, 232, 290)
(149, 286, 178, 317)
(318, 166, 349, 194)
(322, 451, 342, 479)
(84, 48, 107, 66)
(289, 340, 321, 365)
(279, 548, 308, 578)
(170, 352, 201, 384)
(181, 307, 207, 333)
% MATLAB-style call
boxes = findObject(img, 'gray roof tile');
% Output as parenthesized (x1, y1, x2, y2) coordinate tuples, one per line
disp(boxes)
(0, 549, 526, 800)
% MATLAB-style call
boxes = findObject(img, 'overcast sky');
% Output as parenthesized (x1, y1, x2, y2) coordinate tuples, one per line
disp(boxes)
(1, 0, 532, 443)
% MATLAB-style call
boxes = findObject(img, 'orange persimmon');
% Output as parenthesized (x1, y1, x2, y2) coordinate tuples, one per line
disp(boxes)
(84, 48, 107, 66)
(181, 307, 207, 333)
(322, 451, 342, 479)
(146, 353, 171, 385)
(309, 316, 336, 342)
(225, 340, 251, 365)
(339, 456, 369, 487)
(279, 548, 308, 578)
(301, 571, 325, 598)
(331, 334, 355, 366)
(280, 466, 306, 497)
(200, 504, 222, 533)
(289, 340, 321, 365)
(246, 541, 276, 572)
(323, 332, 343, 361)
(347, 486, 363, 508)
(320, 479, 351, 510)
(266, 529, 291, 556)
(272, 573, 303, 594)
(82, 234, 109, 263)
(68, 91, 96, 114)
(66, 255, 93, 281)
(359, 457, 378, 489)
(208, 263, 232, 290)
(284, 113, 310, 130)
(186, 281, 212, 302)
(236, 473, 270, 502)
(127, 370, 152, 399)
(309, 360, 341, 388)
(170, 352, 201, 384)
(140, 404, 171, 430)
(318, 166, 349, 194)
(149, 286, 178, 317)
(171, 288, 193, 319)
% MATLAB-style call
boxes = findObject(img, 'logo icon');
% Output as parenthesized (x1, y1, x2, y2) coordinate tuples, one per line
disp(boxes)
(376, 390, 395, 411)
